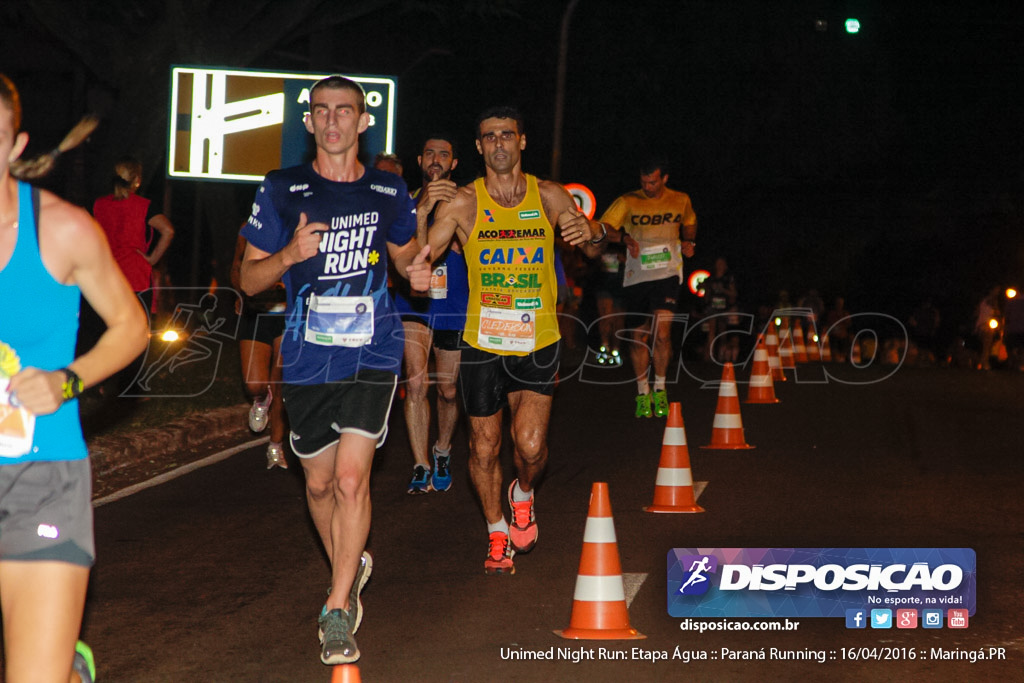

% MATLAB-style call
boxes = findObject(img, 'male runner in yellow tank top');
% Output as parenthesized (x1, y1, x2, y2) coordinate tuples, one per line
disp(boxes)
(422, 106, 605, 574)
(599, 158, 697, 419)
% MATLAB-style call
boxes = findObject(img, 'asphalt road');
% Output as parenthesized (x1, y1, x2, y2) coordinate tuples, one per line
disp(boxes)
(80, 357, 1023, 682)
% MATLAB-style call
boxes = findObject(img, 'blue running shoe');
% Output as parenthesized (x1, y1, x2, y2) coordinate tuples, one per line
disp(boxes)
(407, 464, 431, 494)
(431, 447, 452, 492)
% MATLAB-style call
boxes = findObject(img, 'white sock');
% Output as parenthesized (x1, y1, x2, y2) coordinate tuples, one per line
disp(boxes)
(433, 442, 451, 456)
(487, 519, 509, 535)
(653, 375, 666, 392)
(512, 480, 533, 502)
(637, 378, 650, 395)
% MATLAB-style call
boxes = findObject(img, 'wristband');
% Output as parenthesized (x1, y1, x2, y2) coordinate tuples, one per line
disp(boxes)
(60, 368, 84, 401)
(589, 223, 608, 245)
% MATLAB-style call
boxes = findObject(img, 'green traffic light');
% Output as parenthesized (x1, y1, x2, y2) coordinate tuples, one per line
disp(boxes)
(845, 18, 861, 34)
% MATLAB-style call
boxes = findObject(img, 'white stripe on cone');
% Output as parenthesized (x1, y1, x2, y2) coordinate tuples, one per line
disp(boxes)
(662, 427, 687, 446)
(712, 413, 743, 429)
(718, 382, 738, 397)
(655, 467, 694, 486)
(582, 516, 617, 543)
(573, 574, 626, 602)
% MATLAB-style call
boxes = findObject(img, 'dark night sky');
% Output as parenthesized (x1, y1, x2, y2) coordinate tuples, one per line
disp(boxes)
(5, 0, 1024, 339)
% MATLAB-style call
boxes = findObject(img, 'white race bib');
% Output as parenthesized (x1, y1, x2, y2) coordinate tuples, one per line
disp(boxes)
(640, 245, 671, 271)
(304, 294, 374, 347)
(477, 307, 536, 352)
(0, 378, 35, 458)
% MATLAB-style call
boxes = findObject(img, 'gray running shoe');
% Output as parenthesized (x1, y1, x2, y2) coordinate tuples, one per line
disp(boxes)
(265, 442, 287, 469)
(319, 551, 373, 640)
(248, 389, 271, 432)
(349, 551, 372, 633)
(318, 607, 359, 665)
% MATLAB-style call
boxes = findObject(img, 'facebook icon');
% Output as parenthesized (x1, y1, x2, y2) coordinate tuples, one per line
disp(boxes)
(845, 609, 867, 629)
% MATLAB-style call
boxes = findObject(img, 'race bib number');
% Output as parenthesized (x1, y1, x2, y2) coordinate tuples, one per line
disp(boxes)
(640, 245, 671, 270)
(429, 264, 448, 300)
(304, 294, 374, 347)
(0, 378, 35, 458)
(477, 307, 536, 352)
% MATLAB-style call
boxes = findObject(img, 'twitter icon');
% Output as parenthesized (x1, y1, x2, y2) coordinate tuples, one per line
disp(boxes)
(870, 609, 892, 629)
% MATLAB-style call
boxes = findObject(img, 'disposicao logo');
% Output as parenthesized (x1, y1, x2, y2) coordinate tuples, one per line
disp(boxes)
(667, 548, 976, 619)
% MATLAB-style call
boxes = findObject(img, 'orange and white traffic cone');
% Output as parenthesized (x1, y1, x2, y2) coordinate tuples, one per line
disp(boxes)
(644, 402, 704, 513)
(792, 319, 809, 363)
(701, 363, 755, 449)
(331, 664, 361, 682)
(820, 331, 833, 362)
(765, 322, 785, 382)
(556, 482, 645, 640)
(745, 338, 779, 404)
(804, 321, 821, 362)
(778, 323, 796, 372)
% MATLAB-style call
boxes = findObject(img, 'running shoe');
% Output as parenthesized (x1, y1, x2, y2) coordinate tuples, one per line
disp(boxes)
(248, 389, 271, 432)
(431, 447, 452, 492)
(596, 345, 610, 365)
(73, 640, 96, 683)
(318, 606, 359, 665)
(484, 531, 515, 574)
(318, 550, 373, 642)
(507, 480, 538, 553)
(407, 464, 432, 494)
(635, 392, 653, 418)
(265, 442, 287, 469)
(610, 348, 622, 366)
(652, 389, 670, 418)
(349, 551, 373, 633)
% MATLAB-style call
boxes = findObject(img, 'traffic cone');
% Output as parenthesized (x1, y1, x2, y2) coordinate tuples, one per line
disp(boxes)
(555, 482, 645, 640)
(644, 403, 704, 513)
(778, 323, 796, 371)
(331, 664, 361, 682)
(764, 322, 785, 382)
(744, 338, 779, 404)
(804, 322, 821, 362)
(792, 319, 809, 363)
(701, 363, 755, 449)
(820, 331, 833, 362)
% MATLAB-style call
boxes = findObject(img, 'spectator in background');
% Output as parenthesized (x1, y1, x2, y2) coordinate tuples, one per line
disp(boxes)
(88, 157, 175, 395)
(823, 296, 852, 362)
(698, 257, 738, 362)
(974, 286, 1000, 370)
(373, 152, 403, 178)
(797, 288, 825, 324)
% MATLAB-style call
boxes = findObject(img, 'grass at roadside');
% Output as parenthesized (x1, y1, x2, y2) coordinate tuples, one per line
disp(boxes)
(80, 332, 249, 440)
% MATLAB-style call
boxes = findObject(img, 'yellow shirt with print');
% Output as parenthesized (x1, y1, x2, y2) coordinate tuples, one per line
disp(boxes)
(463, 174, 559, 355)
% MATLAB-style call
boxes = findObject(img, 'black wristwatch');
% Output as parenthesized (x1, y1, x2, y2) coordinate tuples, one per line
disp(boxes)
(59, 368, 84, 401)
(590, 222, 608, 245)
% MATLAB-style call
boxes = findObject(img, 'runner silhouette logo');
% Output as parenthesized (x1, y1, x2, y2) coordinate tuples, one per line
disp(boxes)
(678, 554, 717, 595)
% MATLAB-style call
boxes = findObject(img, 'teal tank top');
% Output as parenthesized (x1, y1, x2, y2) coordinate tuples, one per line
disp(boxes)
(0, 181, 86, 463)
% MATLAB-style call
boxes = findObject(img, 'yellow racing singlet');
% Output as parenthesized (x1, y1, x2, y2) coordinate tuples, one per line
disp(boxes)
(463, 174, 559, 355)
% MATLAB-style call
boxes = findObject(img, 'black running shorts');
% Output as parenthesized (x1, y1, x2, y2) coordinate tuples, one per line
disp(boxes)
(459, 341, 561, 417)
(282, 370, 397, 457)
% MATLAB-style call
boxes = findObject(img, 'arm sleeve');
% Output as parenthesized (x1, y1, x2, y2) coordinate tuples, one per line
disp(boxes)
(239, 177, 285, 254)
(598, 196, 629, 231)
(387, 187, 417, 246)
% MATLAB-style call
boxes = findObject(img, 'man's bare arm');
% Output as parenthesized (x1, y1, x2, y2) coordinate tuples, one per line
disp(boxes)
(426, 187, 474, 263)
(540, 181, 604, 258)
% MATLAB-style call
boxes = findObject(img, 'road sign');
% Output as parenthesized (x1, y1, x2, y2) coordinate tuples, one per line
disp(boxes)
(564, 182, 596, 219)
(167, 66, 397, 182)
